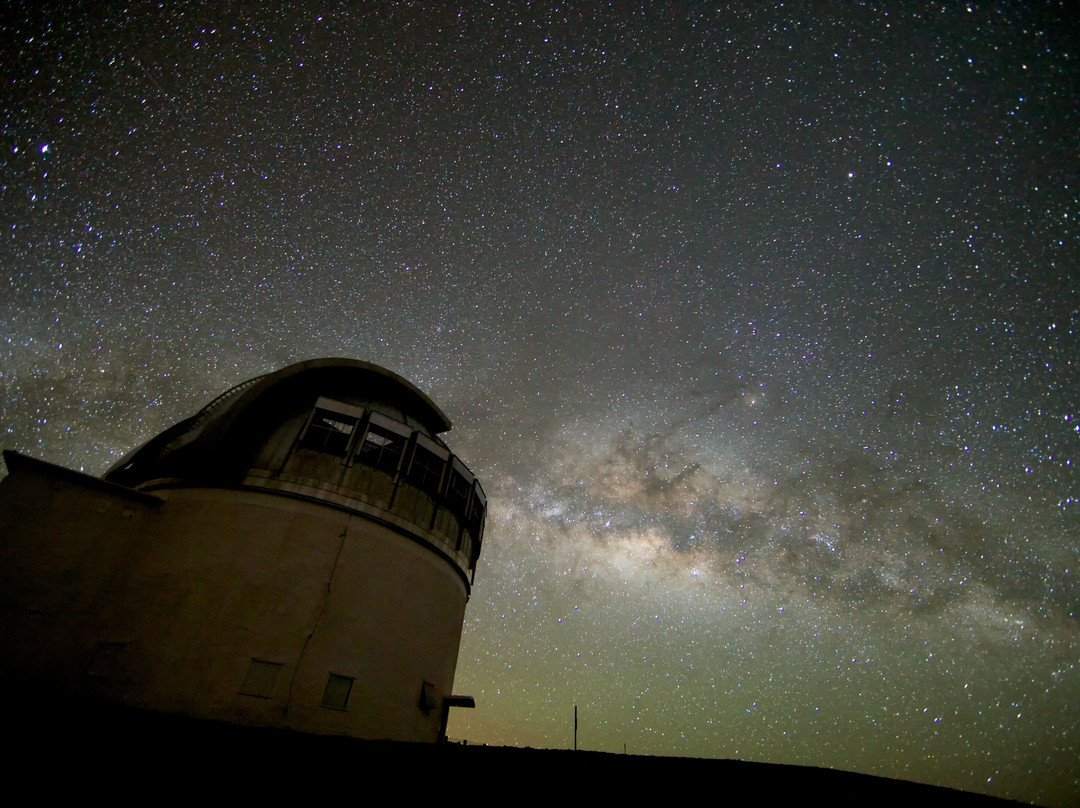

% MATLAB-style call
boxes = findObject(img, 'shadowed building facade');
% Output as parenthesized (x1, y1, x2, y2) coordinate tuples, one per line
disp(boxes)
(0, 358, 485, 742)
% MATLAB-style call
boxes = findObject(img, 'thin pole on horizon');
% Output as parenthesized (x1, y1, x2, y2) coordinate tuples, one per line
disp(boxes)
(574, 705, 578, 751)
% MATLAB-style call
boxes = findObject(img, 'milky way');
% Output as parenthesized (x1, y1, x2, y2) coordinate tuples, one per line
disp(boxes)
(2, 4, 1077, 804)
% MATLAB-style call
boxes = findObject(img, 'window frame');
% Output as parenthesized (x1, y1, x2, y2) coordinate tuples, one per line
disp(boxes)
(405, 432, 450, 495)
(297, 397, 366, 460)
(355, 412, 412, 478)
(320, 673, 355, 711)
(239, 658, 283, 698)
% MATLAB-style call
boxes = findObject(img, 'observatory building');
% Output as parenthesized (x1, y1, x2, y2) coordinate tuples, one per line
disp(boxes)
(0, 358, 485, 742)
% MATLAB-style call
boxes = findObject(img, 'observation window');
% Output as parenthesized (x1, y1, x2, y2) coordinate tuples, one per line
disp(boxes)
(356, 413, 411, 476)
(446, 459, 474, 518)
(299, 398, 365, 457)
(465, 481, 486, 538)
(406, 434, 449, 494)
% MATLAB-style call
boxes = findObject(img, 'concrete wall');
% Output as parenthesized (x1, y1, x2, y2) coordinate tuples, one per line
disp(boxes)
(0, 458, 467, 742)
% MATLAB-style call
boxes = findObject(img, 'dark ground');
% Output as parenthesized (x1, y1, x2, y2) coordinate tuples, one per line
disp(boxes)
(10, 692, 1027, 805)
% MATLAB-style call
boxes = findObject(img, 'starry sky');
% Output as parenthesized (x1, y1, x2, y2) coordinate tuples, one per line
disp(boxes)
(2, 3, 1077, 804)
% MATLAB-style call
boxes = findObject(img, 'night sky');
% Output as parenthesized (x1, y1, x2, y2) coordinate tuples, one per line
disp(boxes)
(2, 3, 1078, 804)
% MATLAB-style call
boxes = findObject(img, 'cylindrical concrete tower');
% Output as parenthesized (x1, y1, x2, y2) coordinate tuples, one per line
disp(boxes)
(0, 359, 484, 742)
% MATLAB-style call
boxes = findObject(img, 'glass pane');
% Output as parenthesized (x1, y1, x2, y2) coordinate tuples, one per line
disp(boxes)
(300, 408, 358, 456)
(358, 425, 405, 474)
(321, 674, 354, 709)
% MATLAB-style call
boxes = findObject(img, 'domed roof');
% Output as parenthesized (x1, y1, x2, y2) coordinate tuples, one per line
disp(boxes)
(105, 358, 452, 487)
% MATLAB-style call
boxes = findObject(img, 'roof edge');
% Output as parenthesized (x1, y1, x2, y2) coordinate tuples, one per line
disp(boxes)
(4, 451, 164, 505)
(230, 358, 452, 433)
